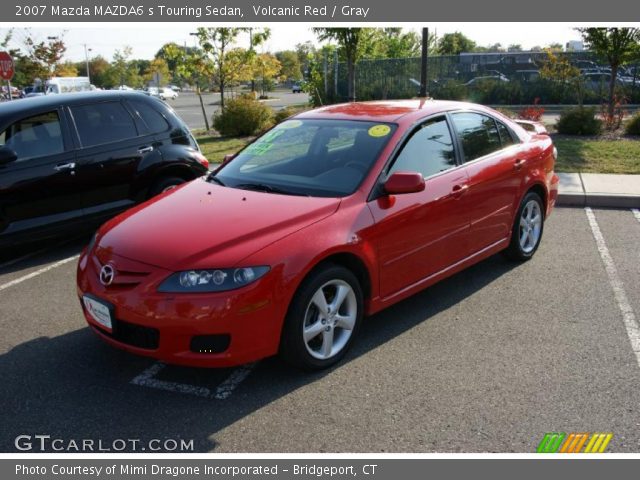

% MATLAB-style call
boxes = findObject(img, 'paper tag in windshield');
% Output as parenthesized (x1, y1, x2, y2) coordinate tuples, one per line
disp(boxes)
(279, 120, 303, 129)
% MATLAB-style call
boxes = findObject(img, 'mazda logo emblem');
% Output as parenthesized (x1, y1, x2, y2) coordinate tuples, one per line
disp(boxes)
(99, 264, 115, 286)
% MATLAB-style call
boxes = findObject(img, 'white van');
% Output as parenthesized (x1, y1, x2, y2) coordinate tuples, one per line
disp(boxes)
(45, 77, 92, 95)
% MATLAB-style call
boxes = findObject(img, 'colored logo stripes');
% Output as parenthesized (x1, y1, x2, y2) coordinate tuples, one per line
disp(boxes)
(537, 433, 613, 453)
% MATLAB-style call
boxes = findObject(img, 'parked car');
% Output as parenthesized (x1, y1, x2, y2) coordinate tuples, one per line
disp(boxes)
(0, 91, 209, 247)
(292, 84, 302, 93)
(77, 99, 559, 370)
(159, 87, 178, 101)
(513, 70, 541, 83)
(465, 74, 510, 86)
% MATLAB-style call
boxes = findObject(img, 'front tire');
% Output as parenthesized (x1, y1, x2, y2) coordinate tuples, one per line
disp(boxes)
(504, 191, 544, 261)
(280, 265, 363, 370)
(148, 176, 186, 198)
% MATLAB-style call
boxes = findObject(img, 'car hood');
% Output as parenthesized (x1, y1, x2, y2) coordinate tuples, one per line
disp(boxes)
(97, 178, 341, 270)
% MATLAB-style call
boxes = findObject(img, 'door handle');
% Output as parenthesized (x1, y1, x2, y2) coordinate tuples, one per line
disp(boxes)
(450, 184, 469, 198)
(54, 162, 76, 171)
(138, 146, 154, 154)
(514, 159, 526, 170)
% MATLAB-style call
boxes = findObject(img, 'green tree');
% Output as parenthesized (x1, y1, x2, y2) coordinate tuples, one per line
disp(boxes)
(55, 61, 78, 77)
(144, 58, 170, 86)
(539, 49, 583, 105)
(313, 28, 368, 101)
(195, 27, 249, 109)
(377, 28, 422, 58)
(106, 46, 141, 88)
(578, 27, 640, 121)
(22, 31, 67, 78)
(252, 53, 281, 97)
(437, 32, 476, 55)
(275, 50, 303, 81)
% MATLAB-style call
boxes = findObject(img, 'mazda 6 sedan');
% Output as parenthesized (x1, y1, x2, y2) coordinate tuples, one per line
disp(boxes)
(77, 99, 559, 370)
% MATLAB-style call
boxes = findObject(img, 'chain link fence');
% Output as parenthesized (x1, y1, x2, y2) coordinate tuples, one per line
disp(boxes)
(317, 51, 640, 106)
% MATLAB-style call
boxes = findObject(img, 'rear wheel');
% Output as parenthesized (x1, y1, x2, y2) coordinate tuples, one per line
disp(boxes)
(148, 176, 186, 198)
(504, 191, 544, 261)
(280, 265, 363, 370)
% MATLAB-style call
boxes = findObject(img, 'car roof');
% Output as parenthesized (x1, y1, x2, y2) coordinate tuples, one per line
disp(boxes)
(296, 99, 488, 123)
(0, 91, 150, 117)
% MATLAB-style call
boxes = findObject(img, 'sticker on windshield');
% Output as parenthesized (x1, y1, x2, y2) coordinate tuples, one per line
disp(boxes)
(279, 120, 303, 129)
(246, 143, 273, 156)
(368, 124, 391, 137)
(261, 129, 285, 143)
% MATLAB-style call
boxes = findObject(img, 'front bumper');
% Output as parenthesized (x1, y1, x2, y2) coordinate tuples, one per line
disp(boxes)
(77, 249, 287, 368)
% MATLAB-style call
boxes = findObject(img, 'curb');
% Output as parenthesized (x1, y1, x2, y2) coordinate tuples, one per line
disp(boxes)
(556, 193, 640, 208)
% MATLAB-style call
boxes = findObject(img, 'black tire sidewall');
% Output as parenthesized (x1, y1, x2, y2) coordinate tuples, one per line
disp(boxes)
(280, 264, 364, 370)
(148, 176, 185, 198)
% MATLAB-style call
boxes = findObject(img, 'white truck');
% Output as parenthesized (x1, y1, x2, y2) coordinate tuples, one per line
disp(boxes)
(45, 77, 93, 94)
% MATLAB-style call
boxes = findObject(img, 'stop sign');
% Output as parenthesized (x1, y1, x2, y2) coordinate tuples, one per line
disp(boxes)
(0, 51, 15, 81)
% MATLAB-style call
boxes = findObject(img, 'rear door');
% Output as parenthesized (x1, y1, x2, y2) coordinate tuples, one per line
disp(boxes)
(450, 112, 522, 254)
(69, 100, 158, 219)
(368, 115, 471, 299)
(0, 108, 81, 239)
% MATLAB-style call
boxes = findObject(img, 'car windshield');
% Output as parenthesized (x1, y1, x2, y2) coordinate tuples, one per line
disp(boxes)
(212, 119, 397, 197)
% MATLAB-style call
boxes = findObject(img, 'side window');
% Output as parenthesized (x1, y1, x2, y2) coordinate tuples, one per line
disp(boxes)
(0, 111, 64, 162)
(70, 102, 137, 147)
(389, 117, 456, 178)
(496, 121, 517, 148)
(129, 100, 170, 134)
(452, 112, 502, 162)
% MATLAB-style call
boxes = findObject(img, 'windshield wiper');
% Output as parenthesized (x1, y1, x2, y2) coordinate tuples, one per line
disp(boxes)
(234, 183, 307, 196)
(207, 174, 226, 186)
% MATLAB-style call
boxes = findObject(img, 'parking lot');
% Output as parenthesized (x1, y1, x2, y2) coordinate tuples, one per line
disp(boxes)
(168, 90, 310, 130)
(1, 207, 639, 452)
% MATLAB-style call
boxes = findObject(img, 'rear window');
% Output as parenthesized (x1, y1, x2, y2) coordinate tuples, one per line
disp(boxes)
(70, 102, 138, 147)
(129, 99, 170, 134)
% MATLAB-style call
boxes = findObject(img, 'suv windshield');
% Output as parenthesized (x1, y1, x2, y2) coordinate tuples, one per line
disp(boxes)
(213, 119, 397, 197)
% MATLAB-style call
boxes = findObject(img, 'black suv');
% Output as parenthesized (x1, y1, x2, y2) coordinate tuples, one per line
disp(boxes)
(0, 91, 208, 247)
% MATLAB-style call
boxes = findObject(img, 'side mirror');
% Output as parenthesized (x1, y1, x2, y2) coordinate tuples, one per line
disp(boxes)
(383, 172, 425, 195)
(0, 146, 18, 165)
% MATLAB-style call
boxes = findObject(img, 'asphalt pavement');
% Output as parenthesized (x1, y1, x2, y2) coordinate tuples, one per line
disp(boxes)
(168, 90, 310, 130)
(1, 207, 639, 453)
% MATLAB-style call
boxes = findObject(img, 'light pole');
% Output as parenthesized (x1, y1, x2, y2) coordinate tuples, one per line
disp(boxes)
(83, 44, 92, 83)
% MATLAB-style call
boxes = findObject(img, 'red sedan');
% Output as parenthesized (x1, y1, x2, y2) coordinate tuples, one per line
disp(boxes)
(77, 100, 559, 370)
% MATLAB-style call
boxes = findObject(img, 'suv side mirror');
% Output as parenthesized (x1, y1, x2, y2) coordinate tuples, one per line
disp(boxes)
(0, 146, 18, 165)
(384, 172, 425, 195)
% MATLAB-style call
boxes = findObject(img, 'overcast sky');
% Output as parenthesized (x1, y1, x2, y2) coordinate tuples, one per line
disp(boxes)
(1, 24, 585, 62)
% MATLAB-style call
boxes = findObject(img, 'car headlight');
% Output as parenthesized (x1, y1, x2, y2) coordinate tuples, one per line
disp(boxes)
(157, 266, 270, 293)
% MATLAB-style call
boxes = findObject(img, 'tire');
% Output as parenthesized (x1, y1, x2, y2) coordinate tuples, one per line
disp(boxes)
(148, 176, 186, 198)
(280, 264, 364, 370)
(503, 191, 544, 261)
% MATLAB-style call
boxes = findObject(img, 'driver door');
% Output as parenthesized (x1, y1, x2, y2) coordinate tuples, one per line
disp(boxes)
(367, 116, 472, 299)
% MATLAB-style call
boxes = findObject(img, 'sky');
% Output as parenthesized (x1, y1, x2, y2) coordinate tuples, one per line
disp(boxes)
(0, 23, 585, 62)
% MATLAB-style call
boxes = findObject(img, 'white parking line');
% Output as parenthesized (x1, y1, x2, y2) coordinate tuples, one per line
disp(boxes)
(632, 209, 640, 224)
(585, 207, 640, 369)
(130, 361, 256, 400)
(0, 254, 80, 292)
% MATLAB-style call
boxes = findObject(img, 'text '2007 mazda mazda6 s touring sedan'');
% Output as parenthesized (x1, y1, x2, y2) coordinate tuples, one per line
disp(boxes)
(77, 99, 559, 370)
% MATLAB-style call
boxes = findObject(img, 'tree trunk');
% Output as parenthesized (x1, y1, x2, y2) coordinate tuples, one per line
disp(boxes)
(197, 86, 209, 131)
(220, 81, 225, 110)
(347, 58, 355, 102)
(608, 64, 618, 121)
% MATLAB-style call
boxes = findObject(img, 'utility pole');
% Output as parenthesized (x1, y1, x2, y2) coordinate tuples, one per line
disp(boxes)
(83, 44, 91, 83)
(419, 28, 429, 98)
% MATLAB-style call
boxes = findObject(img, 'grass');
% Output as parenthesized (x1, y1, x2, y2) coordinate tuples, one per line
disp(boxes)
(195, 135, 252, 164)
(553, 136, 640, 174)
(195, 132, 640, 175)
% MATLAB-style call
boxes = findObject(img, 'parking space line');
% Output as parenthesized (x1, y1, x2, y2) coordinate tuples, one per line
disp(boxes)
(0, 254, 79, 292)
(632, 209, 640, 224)
(585, 207, 640, 369)
(130, 361, 256, 400)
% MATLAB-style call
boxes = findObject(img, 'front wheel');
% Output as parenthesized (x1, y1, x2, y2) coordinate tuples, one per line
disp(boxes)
(504, 191, 544, 261)
(280, 265, 363, 370)
(148, 176, 186, 198)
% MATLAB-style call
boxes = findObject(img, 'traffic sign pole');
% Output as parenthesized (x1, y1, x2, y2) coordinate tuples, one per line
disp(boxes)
(6, 80, 12, 100)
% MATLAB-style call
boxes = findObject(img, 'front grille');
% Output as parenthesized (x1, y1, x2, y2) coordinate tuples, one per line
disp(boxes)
(93, 320, 160, 350)
(190, 334, 231, 354)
